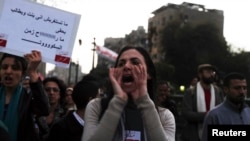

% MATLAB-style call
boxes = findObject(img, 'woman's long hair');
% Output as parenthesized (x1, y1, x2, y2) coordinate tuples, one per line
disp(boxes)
(99, 46, 157, 119)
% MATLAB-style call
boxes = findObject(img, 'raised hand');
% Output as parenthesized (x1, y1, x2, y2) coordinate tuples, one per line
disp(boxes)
(109, 67, 128, 101)
(24, 50, 42, 82)
(130, 64, 148, 100)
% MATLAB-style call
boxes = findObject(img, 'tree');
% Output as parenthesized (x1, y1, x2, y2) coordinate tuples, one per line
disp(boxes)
(160, 23, 231, 87)
(155, 62, 175, 82)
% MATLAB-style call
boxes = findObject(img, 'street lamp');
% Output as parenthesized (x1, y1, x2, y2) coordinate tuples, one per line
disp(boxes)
(75, 39, 81, 83)
(75, 60, 79, 84)
(67, 62, 72, 84)
(92, 37, 96, 70)
(68, 39, 81, 85)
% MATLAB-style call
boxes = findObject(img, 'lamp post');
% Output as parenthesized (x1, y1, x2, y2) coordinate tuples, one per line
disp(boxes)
(75, 60, 79, 84)
(67, 62, 72, 85)
(92, 37, 96, 70)
(75, 39, 81, 83)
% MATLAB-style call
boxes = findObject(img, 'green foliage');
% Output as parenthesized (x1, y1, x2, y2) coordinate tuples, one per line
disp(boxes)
(154, 62, 175, 81)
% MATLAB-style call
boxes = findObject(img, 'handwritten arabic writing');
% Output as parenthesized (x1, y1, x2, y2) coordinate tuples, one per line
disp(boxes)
(21, 38, 62, 50)
(24, 28, 65, 41)
(12, 5, 69, 52)
(11, 7, 67, 50)
(10, 8, 68, 26)
(0, 0, 81, 67)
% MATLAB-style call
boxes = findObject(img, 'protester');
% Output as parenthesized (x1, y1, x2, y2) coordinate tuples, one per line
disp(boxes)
(0, 51, 49, 141)
(181, 63, 224, 141)
(36, 76, 66, 141)
(201, 72, 250, 141)
(64, 84, 77, 114)
(82, 46, 175, 141)
(189, 76, 198, 89)
(47, 74, 99, 141)
(156, 80, 178, 117)
(0, 120, 10, 141)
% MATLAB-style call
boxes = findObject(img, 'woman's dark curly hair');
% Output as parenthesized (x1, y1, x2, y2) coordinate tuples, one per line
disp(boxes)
(43, 77, 67, 105)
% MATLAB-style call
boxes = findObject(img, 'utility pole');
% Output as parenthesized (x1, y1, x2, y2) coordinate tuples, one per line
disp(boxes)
(92, 37, 96, 70)
(75, 39, 81, 84)
(67, 62, 72, 85)
(75, 60, 79, 84)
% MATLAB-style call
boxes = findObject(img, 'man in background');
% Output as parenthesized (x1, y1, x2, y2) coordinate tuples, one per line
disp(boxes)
(202, 72, 250, 141)
(181, 64, 224, 141)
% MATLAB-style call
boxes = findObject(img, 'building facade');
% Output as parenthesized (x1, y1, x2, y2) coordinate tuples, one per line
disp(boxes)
(148, 2, 224, 62)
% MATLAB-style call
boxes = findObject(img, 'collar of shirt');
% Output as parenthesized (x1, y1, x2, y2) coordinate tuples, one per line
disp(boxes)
(73, 111, 85, 126)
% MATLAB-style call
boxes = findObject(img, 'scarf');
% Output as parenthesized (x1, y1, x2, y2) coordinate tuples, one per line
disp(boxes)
(196, 82, 215, 140)
(196, 82, 215, 112)
(0, 84, 22, 141)
(0, 119, 8, 131)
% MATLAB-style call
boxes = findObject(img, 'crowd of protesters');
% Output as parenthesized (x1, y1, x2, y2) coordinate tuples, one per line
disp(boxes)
(0, 47, 249, 141)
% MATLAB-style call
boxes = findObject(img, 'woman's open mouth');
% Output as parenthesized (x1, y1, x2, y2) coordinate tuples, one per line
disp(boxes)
(122, 75, 134, 86)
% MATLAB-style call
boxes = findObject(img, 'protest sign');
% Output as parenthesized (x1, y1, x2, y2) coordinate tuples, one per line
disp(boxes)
(0, 0, 81, 68)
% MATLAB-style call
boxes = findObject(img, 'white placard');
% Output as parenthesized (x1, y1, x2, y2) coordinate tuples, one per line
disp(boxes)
(0, 0, 81, 68)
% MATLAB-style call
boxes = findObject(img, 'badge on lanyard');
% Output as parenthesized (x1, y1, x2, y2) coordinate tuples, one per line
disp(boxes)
(125, 130, 141, 141)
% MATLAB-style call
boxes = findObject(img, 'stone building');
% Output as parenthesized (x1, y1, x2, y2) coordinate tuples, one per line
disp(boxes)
(148, 2, 224, 62)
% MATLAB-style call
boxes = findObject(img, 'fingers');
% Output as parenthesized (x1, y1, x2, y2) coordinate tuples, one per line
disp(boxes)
(24, 50, 41, 61)
(109, 67, 122, 84)
(109, 68, 115, 81)
(31, 50, 41, 58)
(132, 64, 146, 79)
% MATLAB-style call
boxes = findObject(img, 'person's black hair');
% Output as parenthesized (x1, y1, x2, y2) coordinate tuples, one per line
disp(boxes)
(156, 80, 170, 95)
(0, 53, 27, 75)
(72, 80, 99, 109)
(43, 77, 67, 105)
(81, 73, 102, 87)
(157, 80, 169, 86)
(223, 72, 246, 87)
(81, 73, 98, 81)
(99, 46, 157, 119)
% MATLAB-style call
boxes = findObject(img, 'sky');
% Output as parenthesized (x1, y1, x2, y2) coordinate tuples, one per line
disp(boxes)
(44, 0, 250, 74)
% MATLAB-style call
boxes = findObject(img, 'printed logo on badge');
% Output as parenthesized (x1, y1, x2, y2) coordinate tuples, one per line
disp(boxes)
(125, 130, 141, 141)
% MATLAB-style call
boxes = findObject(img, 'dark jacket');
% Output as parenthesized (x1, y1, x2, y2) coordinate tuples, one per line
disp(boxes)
(47, 111, 83, 141)
(0, 126, 10, 141)
(18, 80, 50, 141)
(36, 104, 65, 141)
(162, 98, 178, 117)
(181, 85, 224, 141)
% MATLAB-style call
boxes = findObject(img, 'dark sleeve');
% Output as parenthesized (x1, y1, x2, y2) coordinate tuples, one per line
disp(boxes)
(47, 121, 68, 141)
(0, 127, 10, 141)
(181, 89, 206, 123)
(30, 79, 50, 116)
(214, 86, 225, 104)
(169, 100, 178, 117)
